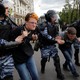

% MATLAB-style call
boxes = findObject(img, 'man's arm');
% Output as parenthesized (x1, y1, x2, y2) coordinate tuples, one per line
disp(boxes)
(0, 39, 20, 49)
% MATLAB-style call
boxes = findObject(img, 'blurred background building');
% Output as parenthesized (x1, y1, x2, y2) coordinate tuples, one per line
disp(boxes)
(0, 0, 34, 25)
(13, 0, 34, 25)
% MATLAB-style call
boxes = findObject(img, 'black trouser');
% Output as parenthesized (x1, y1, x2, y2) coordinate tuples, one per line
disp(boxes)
(0, 75, 13, 80)
(41, 54, 63, 76)
(74, 48, 79, 64)
(41, 58, 47, 72)
(53, 54, 63, 76)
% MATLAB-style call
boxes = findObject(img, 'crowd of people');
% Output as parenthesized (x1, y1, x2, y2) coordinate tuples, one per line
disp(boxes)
(0, 0, 80, 80)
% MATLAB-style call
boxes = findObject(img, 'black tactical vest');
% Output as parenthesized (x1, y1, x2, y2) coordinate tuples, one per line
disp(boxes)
(0, 20, 12, 41)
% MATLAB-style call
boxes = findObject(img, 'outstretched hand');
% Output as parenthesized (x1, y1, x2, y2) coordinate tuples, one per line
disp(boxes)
(55, 39, 65, 44)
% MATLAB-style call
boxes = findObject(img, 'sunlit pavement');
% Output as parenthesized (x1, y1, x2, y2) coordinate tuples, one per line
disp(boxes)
(13, 43, 80, 80)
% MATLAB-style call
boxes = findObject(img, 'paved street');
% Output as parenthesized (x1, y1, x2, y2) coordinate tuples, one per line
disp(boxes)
(13, 43, 80, 80)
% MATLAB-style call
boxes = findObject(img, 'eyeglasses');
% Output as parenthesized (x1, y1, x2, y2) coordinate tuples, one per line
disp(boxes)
(29, 22, 37, 25)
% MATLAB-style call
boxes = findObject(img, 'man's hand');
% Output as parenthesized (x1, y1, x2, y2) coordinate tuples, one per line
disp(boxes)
(77, 37, 80, 42)
(15, 35, 23, 43)
(32, 34, 38, 41)
(21, 30, 30, 38)
(55, 39, 65, 44)
(55, 36, 62, 39)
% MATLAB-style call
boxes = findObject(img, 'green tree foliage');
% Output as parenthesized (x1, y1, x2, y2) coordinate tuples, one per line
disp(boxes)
(59, 0, 80, 24)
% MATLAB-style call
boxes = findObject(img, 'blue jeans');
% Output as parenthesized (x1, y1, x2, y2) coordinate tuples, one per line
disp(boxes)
(60, 47, 77, 74)
(15, 56, 39, 80)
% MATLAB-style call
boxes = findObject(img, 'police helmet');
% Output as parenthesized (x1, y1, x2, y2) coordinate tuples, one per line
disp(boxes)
(45, 10, 57, 22)
(0, 3, 5, 17)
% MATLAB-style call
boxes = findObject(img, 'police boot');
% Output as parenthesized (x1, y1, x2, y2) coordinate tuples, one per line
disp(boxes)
(53, 54, 65, 80)
(41, 58, 47, 74)
(4, 75, 13, 80)
(74, 49, 80, 66)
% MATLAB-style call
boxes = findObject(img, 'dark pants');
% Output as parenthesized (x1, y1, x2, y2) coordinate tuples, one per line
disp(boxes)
(0, 75, 13, 80)
(60, 47, 77, 74)
(41, 54, 63, 76)
(74, 48, 79, 64)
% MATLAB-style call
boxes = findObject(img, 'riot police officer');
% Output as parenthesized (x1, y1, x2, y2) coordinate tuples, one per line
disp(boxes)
(38, 10, 65, 80)
(0, 3, 19, 80)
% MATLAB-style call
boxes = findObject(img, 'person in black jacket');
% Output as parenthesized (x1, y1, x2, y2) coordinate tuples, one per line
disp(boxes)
(59, 27, 79, 77)
(67, 20, 80, 66)
(38, 10, 65, 80)
(11, 13, 39, 80)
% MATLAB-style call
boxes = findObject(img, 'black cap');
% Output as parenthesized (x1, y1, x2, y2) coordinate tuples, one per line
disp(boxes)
(0, 3, 5, 17)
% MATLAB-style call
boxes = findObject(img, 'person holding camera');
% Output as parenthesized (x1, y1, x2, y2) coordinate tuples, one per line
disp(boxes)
(37, 10, 65, 80)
